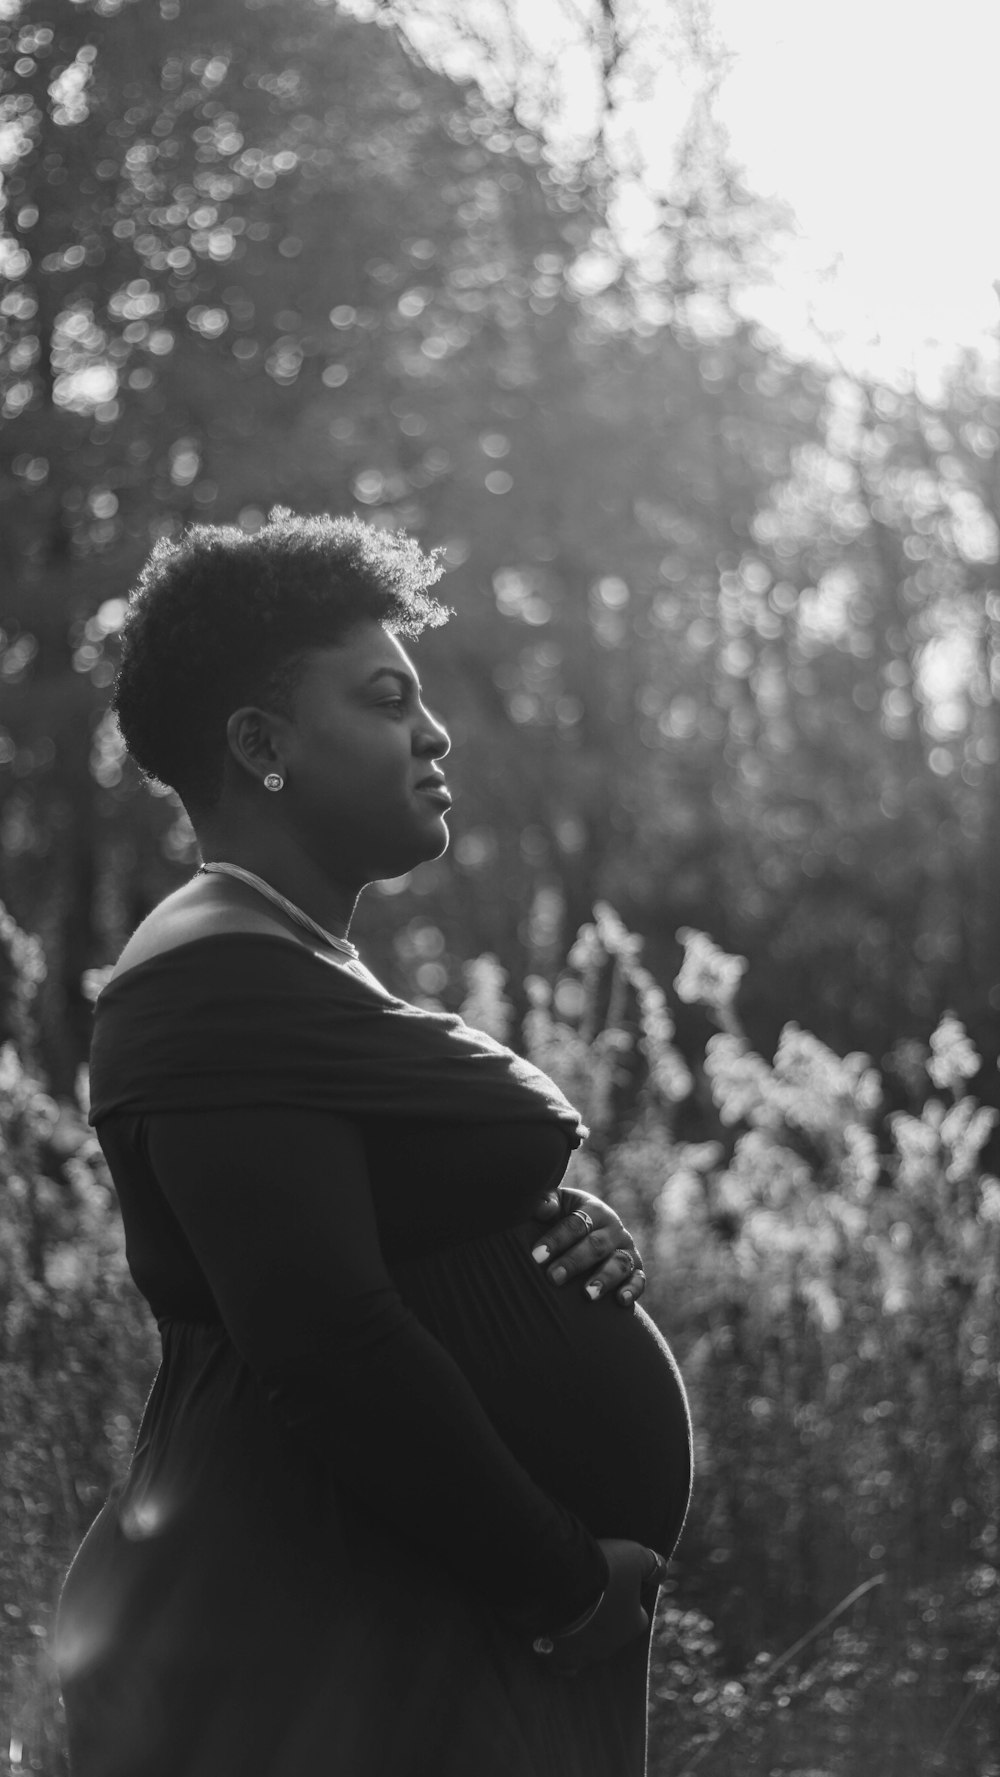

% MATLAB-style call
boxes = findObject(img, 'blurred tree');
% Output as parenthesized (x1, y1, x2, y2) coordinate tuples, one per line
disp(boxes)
(717, 358, 1000, 1075)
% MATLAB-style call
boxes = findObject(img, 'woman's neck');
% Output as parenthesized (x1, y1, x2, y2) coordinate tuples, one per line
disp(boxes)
(192, 826, 361, 942)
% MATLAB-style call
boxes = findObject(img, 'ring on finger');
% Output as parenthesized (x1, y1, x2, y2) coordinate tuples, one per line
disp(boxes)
(570, 1209, 596, 1235)
(613, 1247, 637, 1274)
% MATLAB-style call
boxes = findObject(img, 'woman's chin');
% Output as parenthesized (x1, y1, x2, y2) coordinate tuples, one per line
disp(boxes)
(415, 804, 451, 852)
(417, 821, 451, 864)
(373, 823, 450, 881)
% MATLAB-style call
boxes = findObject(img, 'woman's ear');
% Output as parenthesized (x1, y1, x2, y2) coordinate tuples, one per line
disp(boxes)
(225, 706, 286, 787)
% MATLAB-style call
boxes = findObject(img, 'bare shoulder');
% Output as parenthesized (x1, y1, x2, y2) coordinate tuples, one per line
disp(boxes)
(109, 877, 299, 981)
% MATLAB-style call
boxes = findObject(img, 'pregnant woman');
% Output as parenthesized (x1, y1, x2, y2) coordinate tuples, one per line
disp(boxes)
(56, 512, 692, 1776)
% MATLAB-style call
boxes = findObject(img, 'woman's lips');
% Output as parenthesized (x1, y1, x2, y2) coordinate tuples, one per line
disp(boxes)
(415, 781, 452, 806)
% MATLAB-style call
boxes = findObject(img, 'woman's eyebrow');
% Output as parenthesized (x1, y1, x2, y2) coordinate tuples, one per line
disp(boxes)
(365, 667, 422, 697)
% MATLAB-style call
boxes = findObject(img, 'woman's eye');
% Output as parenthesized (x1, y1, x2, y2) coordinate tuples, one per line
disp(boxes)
(381, 697, 406, 713)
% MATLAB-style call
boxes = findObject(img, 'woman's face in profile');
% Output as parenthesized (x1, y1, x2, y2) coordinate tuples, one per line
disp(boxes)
(274, 619, 453, 884)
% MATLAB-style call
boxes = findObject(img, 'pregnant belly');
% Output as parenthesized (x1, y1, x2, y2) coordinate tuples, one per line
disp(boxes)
(391, 1221, 692, 1558)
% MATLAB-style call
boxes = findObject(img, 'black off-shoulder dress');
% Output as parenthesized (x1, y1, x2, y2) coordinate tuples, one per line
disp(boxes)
(57, 935, 692, 1777)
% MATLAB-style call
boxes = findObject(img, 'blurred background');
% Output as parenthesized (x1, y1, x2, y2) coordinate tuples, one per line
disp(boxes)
(1, 1, 998, 1772)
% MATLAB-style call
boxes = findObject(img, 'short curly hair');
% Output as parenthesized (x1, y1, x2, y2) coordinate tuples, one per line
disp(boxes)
(113, 509, 450, 811)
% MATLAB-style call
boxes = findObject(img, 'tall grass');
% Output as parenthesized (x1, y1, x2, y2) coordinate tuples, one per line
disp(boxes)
(512, 906, 1000, 1774)
(0, 905, 155, 1774)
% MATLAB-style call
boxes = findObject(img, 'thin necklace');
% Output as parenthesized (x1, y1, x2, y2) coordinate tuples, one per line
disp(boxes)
(198, 861, 360, 961)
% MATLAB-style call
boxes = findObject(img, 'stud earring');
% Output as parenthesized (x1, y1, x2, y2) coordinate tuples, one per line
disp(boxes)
(263, 773, 284, 792)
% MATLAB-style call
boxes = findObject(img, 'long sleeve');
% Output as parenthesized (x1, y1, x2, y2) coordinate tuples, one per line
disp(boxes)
(139, 1104, 608, 1636)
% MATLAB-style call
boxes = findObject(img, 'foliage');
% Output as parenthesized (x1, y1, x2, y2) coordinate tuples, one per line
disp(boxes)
(519, 907, 1000, 1772)
(648, 1575, 1000, 1777)
(0, 906, 155, 1774)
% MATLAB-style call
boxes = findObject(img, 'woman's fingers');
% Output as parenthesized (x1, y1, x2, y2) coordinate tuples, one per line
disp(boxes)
(530, 1201, 623, 1274)
(616, 1265, 646, 1309)
(534, 1220, 616, 1282)
(643, 1549, 668, 1588)
(529, 1200, 605, 1264)
(529, 1195, 644, 1304)
(532, 1230, 645, 1300)
(531, 1192, 562, 1221)
(583, 1248, 644, 1306)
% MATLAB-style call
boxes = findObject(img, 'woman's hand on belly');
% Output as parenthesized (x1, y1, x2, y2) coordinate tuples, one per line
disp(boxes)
(529, 1188, 645, 1308)
(531, 1538, 668, 1674)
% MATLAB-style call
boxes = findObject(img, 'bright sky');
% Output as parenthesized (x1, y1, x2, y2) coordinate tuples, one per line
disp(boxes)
(667, 0, 1000, 381)
(351, 0, 1000, 385)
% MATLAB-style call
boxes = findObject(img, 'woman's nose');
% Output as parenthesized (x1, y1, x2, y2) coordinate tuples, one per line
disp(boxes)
(417, 708, 451, 759)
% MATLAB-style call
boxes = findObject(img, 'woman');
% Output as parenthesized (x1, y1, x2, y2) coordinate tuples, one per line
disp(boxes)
(57, 511, 692, 1777)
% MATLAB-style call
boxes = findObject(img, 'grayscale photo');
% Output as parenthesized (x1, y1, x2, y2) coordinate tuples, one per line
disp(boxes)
(1, 2, 997, 1773)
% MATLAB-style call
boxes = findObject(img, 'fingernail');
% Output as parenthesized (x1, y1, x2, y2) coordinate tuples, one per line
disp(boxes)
(550, 1266, 567, 1285)
(619, 1289, 633, 1306)
(532, 1244, 550, 1263)
(584, 1281, 602, 1300)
